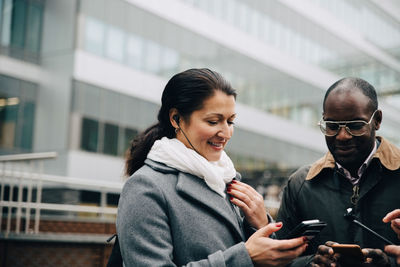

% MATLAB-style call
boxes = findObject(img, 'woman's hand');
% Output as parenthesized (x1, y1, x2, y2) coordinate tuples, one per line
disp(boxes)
(245, 222, 307, 267)
(228, 180, 269, 229)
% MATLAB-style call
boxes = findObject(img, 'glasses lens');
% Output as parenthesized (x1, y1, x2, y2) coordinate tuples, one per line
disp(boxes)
(346, 122, 367, 136)
(324, 122, 339, 136)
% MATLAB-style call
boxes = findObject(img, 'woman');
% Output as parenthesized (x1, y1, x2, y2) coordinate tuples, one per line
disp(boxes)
(117, 68, 307, 266)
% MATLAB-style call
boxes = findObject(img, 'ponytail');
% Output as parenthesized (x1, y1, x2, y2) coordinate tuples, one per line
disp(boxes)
(125, 124, 163, 176)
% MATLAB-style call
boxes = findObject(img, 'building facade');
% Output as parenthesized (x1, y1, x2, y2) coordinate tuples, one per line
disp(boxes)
(1, 0, 400, 185)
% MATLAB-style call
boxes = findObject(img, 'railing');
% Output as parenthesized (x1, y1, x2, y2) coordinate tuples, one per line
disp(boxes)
(0, 152, 123, 238)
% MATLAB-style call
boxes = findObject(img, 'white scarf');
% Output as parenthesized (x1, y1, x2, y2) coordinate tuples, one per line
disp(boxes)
(147, 137, 236, 197)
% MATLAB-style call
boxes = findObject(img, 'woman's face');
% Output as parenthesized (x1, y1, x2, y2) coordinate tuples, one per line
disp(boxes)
(176, 90, 236, 161)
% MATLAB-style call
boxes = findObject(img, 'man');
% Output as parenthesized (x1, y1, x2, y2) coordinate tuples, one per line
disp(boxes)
(384, 209, 400, 264)
(276, 77, 400, 266)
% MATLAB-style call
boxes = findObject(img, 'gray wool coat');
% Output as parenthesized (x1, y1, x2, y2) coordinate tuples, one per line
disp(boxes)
(116, 159, 254, 267)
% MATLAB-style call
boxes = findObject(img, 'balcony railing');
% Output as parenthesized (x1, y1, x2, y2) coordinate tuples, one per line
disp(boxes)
(0, 152, 123, 238)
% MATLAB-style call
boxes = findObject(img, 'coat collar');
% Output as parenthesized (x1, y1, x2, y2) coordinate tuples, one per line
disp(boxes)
(145, 159, 245, 240)
(176, 171, 245, 240)
(306, 136, 400, 180)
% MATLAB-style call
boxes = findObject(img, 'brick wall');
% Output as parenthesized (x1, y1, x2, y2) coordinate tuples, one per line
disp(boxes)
(1, 218, 116, 235)
(0, 240, 113, 267)
(0, 219, 116, 267)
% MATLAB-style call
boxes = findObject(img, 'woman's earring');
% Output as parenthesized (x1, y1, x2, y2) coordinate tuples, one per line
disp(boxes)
(175, 128, 179, 134)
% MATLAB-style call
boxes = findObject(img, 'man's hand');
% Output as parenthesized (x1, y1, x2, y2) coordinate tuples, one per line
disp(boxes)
(385, 245, 400, 264)
(311, 241, 337, 267)
(361, 248, 390, 267)
(383, 209, 400, 239)
(383, 209, 400, 264)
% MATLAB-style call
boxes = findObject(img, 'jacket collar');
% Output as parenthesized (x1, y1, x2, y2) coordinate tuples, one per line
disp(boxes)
(306, 136, 400, 180)
(145, 159, 245, 240)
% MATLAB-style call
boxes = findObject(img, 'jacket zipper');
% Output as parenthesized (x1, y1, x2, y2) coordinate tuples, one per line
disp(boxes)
(350, 185, 360, 206)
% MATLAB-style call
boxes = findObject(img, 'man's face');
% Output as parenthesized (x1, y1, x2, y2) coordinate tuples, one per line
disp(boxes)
(323, 89, 381, 173)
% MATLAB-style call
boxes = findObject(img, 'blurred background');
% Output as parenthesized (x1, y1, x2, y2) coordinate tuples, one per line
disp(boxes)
(0, 0, 400, 266)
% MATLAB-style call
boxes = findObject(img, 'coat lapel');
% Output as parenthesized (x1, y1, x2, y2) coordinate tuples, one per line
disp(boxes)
(176, 172, 245, 241)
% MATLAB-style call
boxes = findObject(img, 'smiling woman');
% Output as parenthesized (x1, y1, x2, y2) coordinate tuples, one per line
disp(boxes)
(171, 90, 236, 161)
(116, 68, 307, 267)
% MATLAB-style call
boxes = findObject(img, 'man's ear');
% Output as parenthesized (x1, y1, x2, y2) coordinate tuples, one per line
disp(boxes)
(374, 110, 382, 130)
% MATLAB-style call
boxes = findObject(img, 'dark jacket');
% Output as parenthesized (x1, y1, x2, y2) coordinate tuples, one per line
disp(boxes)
(117, 159, 254, 266)
(277, 136, 400, 266)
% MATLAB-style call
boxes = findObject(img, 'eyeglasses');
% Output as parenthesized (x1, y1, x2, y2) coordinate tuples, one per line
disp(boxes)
(318, 110, 378, 137)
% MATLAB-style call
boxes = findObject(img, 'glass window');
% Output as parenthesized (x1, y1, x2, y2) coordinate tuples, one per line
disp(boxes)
(0, 0, 2, 22)
(1, 0, 12, 46)
(81, 117, 99, 152)
(0, 75, 36, 153)
(225, 0, 235, 26)
(20, 101, 34, 150)
(85, 17, 105, 56)
(105, 25, 124, 62)
(160, 46, 179, 78)
(143, 40, 161, 73)
(103, 122, 118, 156)
(121, 127, 138, 156)
(126, 34, 143, 69)
(10, 0, 26, 49)
(25, 1, 43, 53)
(0, 97, 18, 150)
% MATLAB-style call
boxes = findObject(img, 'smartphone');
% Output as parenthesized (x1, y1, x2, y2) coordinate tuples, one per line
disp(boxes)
(331, 244, 365, 261)
(284, 219, 327, 239)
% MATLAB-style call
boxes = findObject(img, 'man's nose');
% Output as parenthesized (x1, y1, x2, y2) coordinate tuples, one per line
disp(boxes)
(336, 126, 352, 140)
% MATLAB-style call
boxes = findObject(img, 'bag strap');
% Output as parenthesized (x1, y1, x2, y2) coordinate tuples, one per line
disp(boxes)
(106, 234, 123, 267)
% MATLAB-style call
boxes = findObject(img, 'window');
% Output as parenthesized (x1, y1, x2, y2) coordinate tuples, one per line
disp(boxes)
(25, 1, 42, 53)
(84, 17, 105, 56)
(103, 122, 118, 156)
(122, 127, 138, 155)
(143, 40, 161, 73)
(10, 0, 26, 49)
(126, 34, 143, 69)
(79, 116, 139, 157)
(80, 118, 99, 152)
(0, 0, 44, 62)
(1, 0, 12, 46)
(0, 74, 37, 154)
(105, 25, 124, 62)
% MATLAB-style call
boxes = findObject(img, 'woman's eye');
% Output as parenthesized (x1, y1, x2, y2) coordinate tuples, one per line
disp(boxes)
(208, 121, 217, 125)
(228, 121, 235, 125)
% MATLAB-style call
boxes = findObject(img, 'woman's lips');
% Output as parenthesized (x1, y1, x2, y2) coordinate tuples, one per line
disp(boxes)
(208, 141, 224, 150)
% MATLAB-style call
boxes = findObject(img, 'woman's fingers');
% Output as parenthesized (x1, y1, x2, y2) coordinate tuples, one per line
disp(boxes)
(228, 181, 262, 207)
(228, 180, 268, 228)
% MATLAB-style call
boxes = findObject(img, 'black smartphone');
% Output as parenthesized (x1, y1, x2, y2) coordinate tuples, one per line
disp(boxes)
(284, 219, 327, 239)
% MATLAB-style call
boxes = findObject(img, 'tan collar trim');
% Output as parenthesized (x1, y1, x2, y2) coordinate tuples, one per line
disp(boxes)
(305, 152, 335, 180)
(305, 136, 400, 180)
(373, 136, 400, 171)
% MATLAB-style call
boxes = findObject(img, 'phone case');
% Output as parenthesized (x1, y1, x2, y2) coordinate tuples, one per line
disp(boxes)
(284, 219, 327, 239)
(331, 244, 364, 261)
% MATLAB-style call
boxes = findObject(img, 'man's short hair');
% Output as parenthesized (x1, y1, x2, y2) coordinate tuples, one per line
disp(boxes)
(323, 77, 378, 112)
